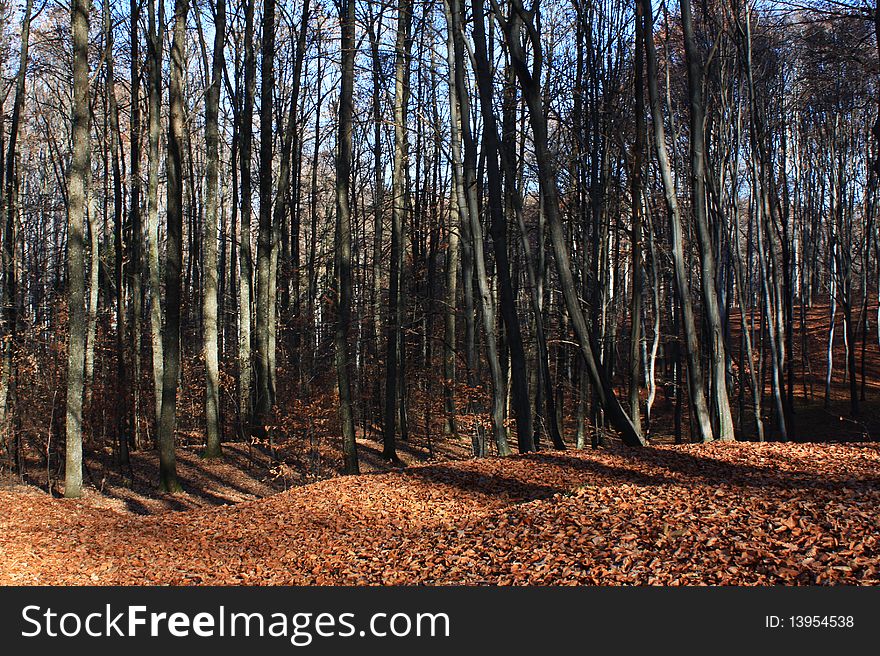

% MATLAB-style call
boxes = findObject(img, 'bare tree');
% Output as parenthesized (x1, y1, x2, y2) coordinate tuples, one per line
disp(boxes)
(156, 0, 190, 493)
(64, 0, 90, 498)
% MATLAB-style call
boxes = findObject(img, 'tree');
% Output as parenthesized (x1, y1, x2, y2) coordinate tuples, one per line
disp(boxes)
(129, 0, 143, 453)
(629, 0, 646, 438)
(203, 0, 227, 458)
(335, 0, 359, 474)
(470, 0, 535, 453)
(255, 0, 277, 431)
(450, 0, 511, 456)
(1, 0, 34, 473)
(383, 0, 413, 463)
(65, 0, 90, 498)
(238, 0, 256, 438)
(156, 0, 190, 493)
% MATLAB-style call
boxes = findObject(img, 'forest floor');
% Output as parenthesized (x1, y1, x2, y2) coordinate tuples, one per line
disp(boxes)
(1, 440, 879, 585)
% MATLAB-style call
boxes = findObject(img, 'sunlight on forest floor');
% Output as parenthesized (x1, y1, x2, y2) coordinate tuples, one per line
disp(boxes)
(2, 441, 878, 585)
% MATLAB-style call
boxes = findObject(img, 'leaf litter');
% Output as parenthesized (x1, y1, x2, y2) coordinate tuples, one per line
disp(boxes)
(1, 442, 878, 585)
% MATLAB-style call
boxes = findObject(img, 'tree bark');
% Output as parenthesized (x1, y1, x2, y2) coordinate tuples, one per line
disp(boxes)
(146, 0, 165, 433)
(156, 0, 189, 494)
(203, 0, 226, 458)
(451, 0, 511, 456)
(335, 0, 360, 474)
(629, 0, 646, 439)
(0, 0, 33, 454)
(65, 0, 90, 498)
(383, 0, 413, 463)
(680, 0, 735, 441)
(238, 0, 256, 437)
(129, 0, 143, 452)
(470, 0, 534, 453)
(254, 0, 276, 431)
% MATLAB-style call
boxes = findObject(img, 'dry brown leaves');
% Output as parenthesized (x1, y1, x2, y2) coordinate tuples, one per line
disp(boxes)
(1, 442, 879, 585)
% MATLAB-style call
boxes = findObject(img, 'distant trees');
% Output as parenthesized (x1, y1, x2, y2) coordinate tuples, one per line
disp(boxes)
(0, 0, 874, 493)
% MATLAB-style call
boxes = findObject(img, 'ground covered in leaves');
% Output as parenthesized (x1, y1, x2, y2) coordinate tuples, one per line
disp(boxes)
(1, 442, 879, 585)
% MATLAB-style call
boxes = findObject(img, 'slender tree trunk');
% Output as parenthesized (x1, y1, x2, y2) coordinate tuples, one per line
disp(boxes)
(826, 243, 837, 407)
(129, 0, 142, 452)
(367, 9, 385, 435)
(336, 0, 360, 474)
(238, 0, 256, 437)
(442, 0, 476, 408)
(450, 0, 511, 456)
(0, 0, 33, 456)
(383, 0, 413, 462)
(254, 0, 276, 431)
(157, 0, 189, 493)
(680, 0, 734, 441)
(103, 0, 129, 468)
(629, 0, 646, 438)
(470, 0, 534, 453)
(146, 0, 165, 433)
(500, 64, 563, 449)
(644, 202, 662, 431)
(202, 0, 226, 458)
(273, 0, 311, 396)
(84, 160, 99, 399)
(65, 0, 90, 498)
(306, 40, 323, 387)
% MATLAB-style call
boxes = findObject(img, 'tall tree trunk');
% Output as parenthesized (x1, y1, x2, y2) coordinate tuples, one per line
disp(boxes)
(203, 0, 226, 458)
(450, 0, 511, 456)
(254, 0, 276, 431)
(104, 0, 129, 468)
(367, 9, 385, 436)
(442, 0, 477, 414)
(306, 38, 323, 388)
(336, 0, 360, 474)
(742, 6, 786, 439)
(383, 0, 413, 462)
(129, 0, 143, 452)
(500, 63, 563, 449)
(238, 0, 256, 437)
(0, 0, 33, 456)
(157, 0, 189, 493)
(65, 0, 90, 498)
(146, 0, 165, 433)
(273, 0, 311, 396)
(84, 161, 99, 399)
(629, 0, 646, 438)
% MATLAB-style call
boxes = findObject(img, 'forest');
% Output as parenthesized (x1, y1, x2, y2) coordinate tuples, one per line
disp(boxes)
(0, 0, 880, 586)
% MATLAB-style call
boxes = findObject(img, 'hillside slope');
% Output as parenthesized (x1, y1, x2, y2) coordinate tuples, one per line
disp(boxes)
(2, 443, 879, 585)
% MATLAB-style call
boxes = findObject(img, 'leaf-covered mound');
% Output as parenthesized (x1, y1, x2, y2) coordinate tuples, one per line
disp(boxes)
(2, 442, 878, 585)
